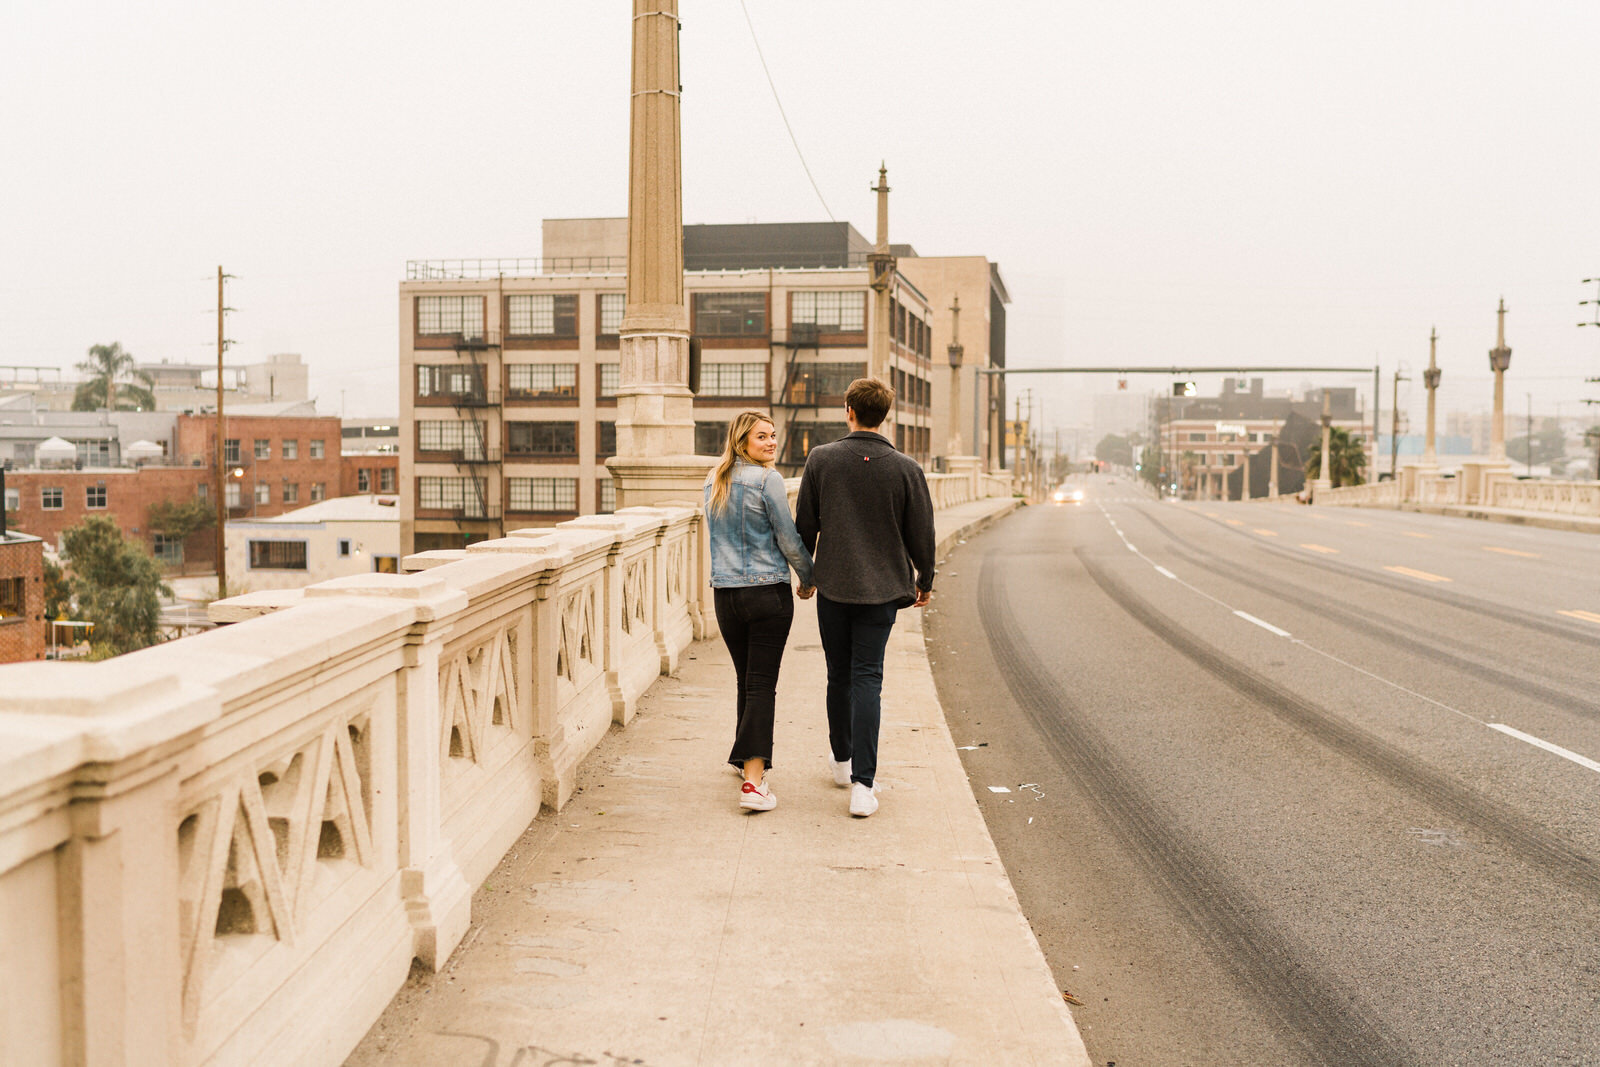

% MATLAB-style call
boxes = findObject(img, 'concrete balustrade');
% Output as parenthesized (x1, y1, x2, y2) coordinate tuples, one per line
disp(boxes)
(0, 477, 1014, 1066)
(1310, 465, 1600, 521)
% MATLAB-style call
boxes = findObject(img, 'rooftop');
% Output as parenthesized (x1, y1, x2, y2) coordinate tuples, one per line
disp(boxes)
(236, 494, 401, 525)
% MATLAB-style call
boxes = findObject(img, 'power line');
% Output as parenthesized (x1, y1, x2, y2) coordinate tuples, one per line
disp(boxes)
(736, 0, 834, 222)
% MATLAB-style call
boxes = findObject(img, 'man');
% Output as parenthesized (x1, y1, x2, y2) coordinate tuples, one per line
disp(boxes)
(796, 377, 936, 817)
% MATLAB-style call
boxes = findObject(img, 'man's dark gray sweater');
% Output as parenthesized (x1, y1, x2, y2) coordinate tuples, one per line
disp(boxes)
(795, 430, 936, 606)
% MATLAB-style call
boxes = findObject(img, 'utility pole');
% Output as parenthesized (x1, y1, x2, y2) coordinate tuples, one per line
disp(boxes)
(1526, 392, 1533, 476)
(1390, 368, 1409, 480)
(214, 266, 232, 601)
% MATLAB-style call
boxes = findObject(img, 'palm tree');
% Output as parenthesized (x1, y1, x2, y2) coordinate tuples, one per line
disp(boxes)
(72, 342, 156, 412)
(1304, 427, 1368, 488)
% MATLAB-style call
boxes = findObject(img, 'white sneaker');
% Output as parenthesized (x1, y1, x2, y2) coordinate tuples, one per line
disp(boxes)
(849, 781, 879, 817)
(830, 755, 852, 788)
(740, 779, 777, 812)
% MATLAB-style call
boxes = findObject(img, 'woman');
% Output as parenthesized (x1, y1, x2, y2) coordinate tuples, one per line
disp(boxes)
(705, 410, 814, 812)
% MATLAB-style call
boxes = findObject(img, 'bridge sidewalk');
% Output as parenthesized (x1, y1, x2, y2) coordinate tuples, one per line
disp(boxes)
(348, 496, 1091, 1067)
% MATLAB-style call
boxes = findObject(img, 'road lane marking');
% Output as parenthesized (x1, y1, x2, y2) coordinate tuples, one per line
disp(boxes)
(1402, 531, 1432, 539)
(1224, 518, 1244, 526)
(1383, 565, 1451, 583)
(1345, 520, 1371, 527)
(1154, 566, 1178, 579)
(1253, 529, 1278, 537)
(1484, 546, 1541, 559)
(1203, 511, 1219, 517)
(1486, 724, 1600, 775)
(1234, 611, 1291, 638)
(1558, 609, 1600, 625)
(1300, 543, 1339, 554)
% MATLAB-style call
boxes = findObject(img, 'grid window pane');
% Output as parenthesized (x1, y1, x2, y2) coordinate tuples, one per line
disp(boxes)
(417, 295, 484, 338)
(698, 362, 767, 398)
(255, 482, 271, 505)
(783, 362, 866, 404)
(42, 487, 63, 509)
(598, 363, 620, 398)
(249, 540, 307, 570)
(86, 485, 107, 509)
(310, 439, 325, 459)
(507, 477, 577, 513)
(792, 290, 865, 331)
(419, 476, 486, 516)
(508, 293, 578, 337)
(597, 477, 616, 514)
(357, 470, 371, 492)
(282, 482, 300, 504)
(416, 364, 486, 400)
(254, 439, 270, 460)
(152, 533, 183, 565)
(597, 421, 616, 458)
(224, 439, 241, 464)
(599, 292, 624, 334)
(310, 482, 326, 502)
(225, 483, 241, 507)
(693, 292, 766, 336)
(379, 468, 396, 492)
(507, 363, 579, 397)
(417, 420, 485, 457)
(282, 439, 298, 460)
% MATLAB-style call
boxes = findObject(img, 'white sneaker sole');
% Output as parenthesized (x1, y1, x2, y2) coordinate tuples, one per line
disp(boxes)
(740, 791, 777, 812)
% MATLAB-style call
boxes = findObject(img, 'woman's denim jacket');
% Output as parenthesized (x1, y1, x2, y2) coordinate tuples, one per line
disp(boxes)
(705, 461, 814, 589)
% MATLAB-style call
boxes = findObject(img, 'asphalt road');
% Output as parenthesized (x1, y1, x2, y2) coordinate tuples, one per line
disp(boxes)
(925, 479, 1600, 1067)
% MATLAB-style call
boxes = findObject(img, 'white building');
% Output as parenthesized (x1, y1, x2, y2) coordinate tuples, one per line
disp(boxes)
(225, 494, 401, 591)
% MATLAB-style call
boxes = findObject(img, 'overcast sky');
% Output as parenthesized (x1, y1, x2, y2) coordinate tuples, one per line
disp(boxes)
(4, 1, 1599, 442)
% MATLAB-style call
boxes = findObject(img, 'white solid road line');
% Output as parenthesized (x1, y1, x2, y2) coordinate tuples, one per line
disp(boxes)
(1486, 724, 1600, 775)
(1154, 566, 1178, 579)
(1233, 611, 1292, 638)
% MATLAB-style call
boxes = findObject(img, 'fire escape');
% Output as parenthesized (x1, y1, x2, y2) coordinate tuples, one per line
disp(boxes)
(450, 329, 501, 539)
(774, 321, 820, 475)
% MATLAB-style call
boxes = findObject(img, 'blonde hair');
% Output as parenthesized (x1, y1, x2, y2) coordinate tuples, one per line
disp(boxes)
(708, 410, 776, 514)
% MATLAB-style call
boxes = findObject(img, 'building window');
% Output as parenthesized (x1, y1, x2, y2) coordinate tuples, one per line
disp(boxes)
(338, 538, 352, 558)
(254, 439, 270, 460)
(282, 439, 298, 460)
(598, 477, 616, 514)
(255, 482, 271, 505)
(0, 576, 23, 618)
(152, 533, 184, 565)
(249, 540, 308, 570)
(379, 468, 396, 493)
(41, 487, 64, 510)
(598, 363, 620, 398)
(1188, 432, 1208, 442)
(695, 421, 726, 456)
(196, 482, 208, 501)
(783, 362, 866, 405)
(506, 363, 579, 398)
(792, 290, 866, 332)
(1221, 454, 1236, 465)
(416, 364, 487, 401)
(282, 482, 300, 504)
(77, 441, 112, 466)
(598, 292, 625, 335)
(226, 482, 241, 508)
(357, 469, 371, 492)
(225, 438, 241, 464)
(694, 292, 766, 336)
(310, 439, 325, 459)
(507, 293, 578, 337)
(85, 484, 107, 509)
(3, 488, 17, 512)
(506, 421, 578, 457)
(417, 419, 485, 457)
(597, 421, 616, 459)
(419, 476, 486, 516)
(507, 476, 577, 513)
(310, 482, 326, 502)
(782, 422, 848, 465)
(417, 294, 483, 338)
(698, 362, 767, 398)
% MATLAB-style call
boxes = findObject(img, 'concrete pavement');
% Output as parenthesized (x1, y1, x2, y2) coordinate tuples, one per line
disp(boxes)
(347, 497, 1091, 1067)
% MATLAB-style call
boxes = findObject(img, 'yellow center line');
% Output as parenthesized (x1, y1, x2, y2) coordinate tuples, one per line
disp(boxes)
(1484, 546, 1541, 559)
(1558, 609, 1600, 625)
(1384, 565, 1451, 583)
(1300, 543, 1339, 554)
(1402, 531, 1432, 539)
(1345, 520, 1371, 527)
(1224, 518, 1243, 526)
(1253, 529, 1279, 537)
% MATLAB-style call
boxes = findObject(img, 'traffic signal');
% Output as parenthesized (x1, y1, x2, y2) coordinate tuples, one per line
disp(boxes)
(1173, 381, 1197, 397)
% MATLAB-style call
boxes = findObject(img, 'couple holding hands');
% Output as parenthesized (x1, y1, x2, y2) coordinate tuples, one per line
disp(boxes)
(703, 377, 936, 818)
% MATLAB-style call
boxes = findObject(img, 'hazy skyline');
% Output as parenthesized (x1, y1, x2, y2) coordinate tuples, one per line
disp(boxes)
(4, 1, 1599, 444)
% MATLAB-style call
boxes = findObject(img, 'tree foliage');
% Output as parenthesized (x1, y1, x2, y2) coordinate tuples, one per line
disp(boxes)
(1304, 427, 1368, 488)
(1507, 418, 1566, 467)
(42, 556, 73, 621)
(1139, 444, 1162, 489)
(72, 341, 156, 412)
(146, 496, 215, 541)
(61, 516, 170, 656)
(1095, 433, 1134, 468)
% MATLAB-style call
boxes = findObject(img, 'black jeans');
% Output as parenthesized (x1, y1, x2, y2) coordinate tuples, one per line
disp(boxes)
(815, 594, 899, 788)
(714, 583, 794, 771)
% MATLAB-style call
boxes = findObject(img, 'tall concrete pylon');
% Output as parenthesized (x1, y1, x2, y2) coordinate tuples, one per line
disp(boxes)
(1488, 298, 1512, 461)
(1422, 326, 1441, 466)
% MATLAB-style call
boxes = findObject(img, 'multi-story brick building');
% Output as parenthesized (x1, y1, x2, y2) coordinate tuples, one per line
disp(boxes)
(0, 527, 47, 663)
(400, 218, 955, 554)
(4, 466, 218, 571)
(341, 454, 399, 498)
(174, 410, 344, 519)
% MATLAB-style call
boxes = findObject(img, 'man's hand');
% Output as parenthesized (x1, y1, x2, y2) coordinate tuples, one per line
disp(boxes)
(913, 589, 932, 608)
(797, 584, 815, 600)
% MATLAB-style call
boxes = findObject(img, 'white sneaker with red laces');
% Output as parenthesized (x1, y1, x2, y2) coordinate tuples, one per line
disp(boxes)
(739, 779, 777, 811)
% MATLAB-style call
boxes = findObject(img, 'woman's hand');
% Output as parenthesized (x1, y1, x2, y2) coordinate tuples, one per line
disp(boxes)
(796, 584, 815, 600)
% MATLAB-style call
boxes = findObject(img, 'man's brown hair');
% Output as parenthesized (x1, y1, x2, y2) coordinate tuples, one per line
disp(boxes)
(845, 377, 894, 429)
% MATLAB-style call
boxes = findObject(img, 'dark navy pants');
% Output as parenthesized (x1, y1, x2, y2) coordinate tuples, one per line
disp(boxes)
(815, 594, 899, 787)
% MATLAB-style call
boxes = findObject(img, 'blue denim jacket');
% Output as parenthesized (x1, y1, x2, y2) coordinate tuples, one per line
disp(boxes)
(705, 461, 814, 589)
